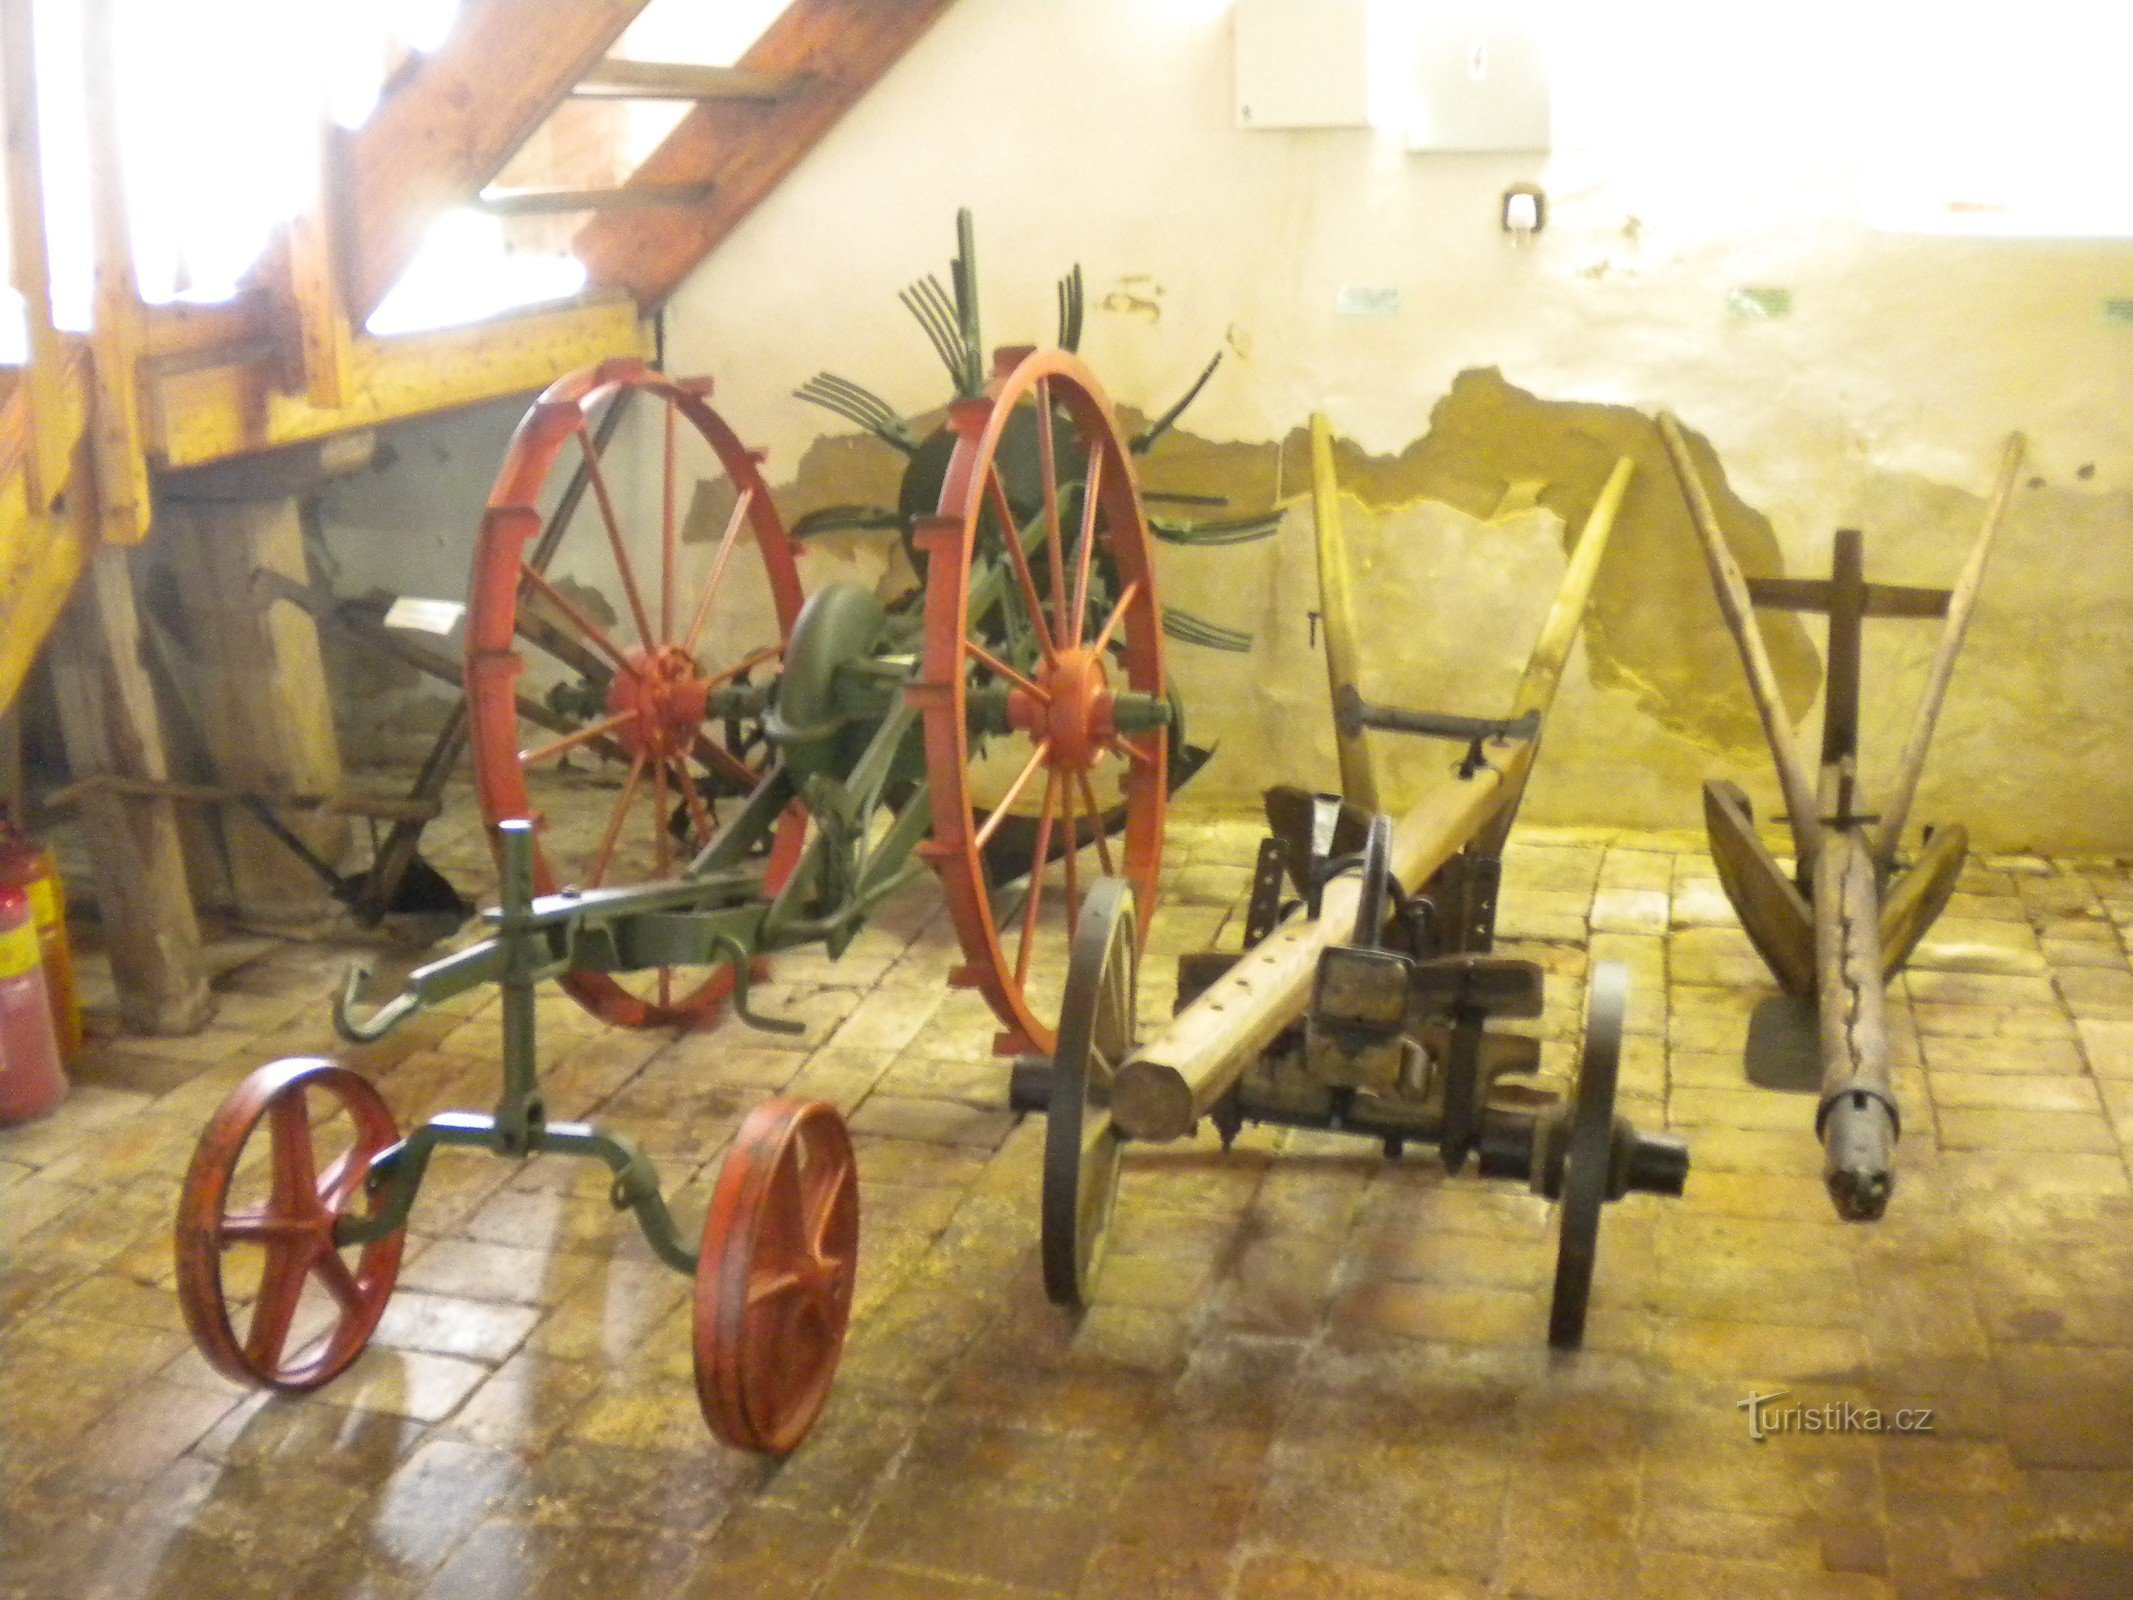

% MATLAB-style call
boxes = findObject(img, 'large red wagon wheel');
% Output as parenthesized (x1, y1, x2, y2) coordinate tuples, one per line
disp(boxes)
(173, 1058, 405, 1390)
(916, 347, 1168, 1056)
(467, 359, 806, 1028)
(694, 1098, 859, 1454)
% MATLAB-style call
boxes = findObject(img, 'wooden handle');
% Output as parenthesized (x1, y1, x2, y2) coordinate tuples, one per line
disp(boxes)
(1309, 413, 1378, 809)
(1873, 431, 2026, 869)
(1657, 412, 1822, 870)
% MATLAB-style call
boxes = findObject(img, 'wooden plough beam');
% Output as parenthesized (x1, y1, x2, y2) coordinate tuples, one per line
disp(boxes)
(1658, 415, 2026, 1220)
(1111, 458, 1636, 1142)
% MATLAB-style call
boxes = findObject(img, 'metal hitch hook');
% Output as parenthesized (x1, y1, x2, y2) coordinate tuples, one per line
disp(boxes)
(706, 934, 807, 1037)
(333, 963, 424, 1044)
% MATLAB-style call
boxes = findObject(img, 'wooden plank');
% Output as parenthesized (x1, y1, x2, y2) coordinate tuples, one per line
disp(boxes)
(145, 295, 649, 468)
(81, 0, 151, 543)
(1873, 432, 2026, 869)
(46, 549, 211, 1034)
(0, 349, 94, 716)
(1879, 821, 1967, 979)
(344, 0, 651, 320)
(576, 0, 957, 308)
(475, 181, 715, 217)
(2, 0, 72, 504)
(1702, 779, 1815, 998)
(1746, 576, 1951, 619)
(1658, 411, 1823, 871)
(1308, 413, 1377, 809)
(572, 60, 801, 101)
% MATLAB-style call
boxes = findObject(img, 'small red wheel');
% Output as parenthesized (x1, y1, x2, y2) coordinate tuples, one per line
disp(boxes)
(173, 1059, 405, 1391)
(916, 346, 1168, 1055)
(466, 358, 806, 1029)
(694, 1098, 858, 1455)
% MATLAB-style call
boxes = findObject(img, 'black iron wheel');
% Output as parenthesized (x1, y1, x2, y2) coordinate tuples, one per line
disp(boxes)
(1041, 877, 1137, 1306)
(1547, 960, 1627, 1349)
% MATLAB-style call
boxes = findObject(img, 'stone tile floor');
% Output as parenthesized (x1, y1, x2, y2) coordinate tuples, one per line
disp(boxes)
(5, 790, 2133, 1599)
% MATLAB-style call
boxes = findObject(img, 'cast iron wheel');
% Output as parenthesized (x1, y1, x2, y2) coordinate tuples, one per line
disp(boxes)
(1041, 877, 1137, 1307)
(694, 1098, 859, 1454)
(1353, 812, 1393, 949)
(173, 1058, 405, 1390)
(1543, 961, 1627, 1349)
(916, 346, 1167, 1056)
(466, 358, 806, 1029)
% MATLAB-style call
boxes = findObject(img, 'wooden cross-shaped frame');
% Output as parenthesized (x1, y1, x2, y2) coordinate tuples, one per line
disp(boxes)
(1659, 415, 2026, 1220)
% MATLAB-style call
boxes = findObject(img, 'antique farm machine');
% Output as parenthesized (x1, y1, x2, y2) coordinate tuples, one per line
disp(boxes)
(1660, 416, 2026, 1220)
(1020, 418, 1689, 1347)
(172, 216, 1259, 1454)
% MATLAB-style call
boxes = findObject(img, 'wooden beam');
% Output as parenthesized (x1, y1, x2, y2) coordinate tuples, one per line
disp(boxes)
(2, 0, 73, 504)
(345, 0, 651, 320)
(1745, 576, 1951, 619)
(572, 60, 802, 102)
(475, 181, 715, 217)
(1658, 411, 1824, 872)
(145, 295, 649, 468)
(46, 549, 212, 1035)
(162, 495, 349, 920)
(576, 0, 957, 308)
(288, 125, 355, 409)
(1309, 413, 1377, 809)
(82, 0, 152, 543)
(1872, 431, 2026, 869)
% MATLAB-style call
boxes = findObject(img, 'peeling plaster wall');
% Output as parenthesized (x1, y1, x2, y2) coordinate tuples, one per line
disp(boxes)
(319, 0, 2133, 851)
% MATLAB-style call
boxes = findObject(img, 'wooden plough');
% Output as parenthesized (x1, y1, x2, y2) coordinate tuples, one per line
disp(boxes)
(1658, 415, 2026, 1220)
(1021, 429, 1689, 1347)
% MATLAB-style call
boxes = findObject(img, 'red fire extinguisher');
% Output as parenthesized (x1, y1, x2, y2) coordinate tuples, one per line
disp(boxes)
(0, 827, 81, 1062)
(0, 886, 66, 1124)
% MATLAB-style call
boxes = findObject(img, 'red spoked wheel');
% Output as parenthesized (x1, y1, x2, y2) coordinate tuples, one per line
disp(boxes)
(915, 346, 1169, 1056)
(694, 1098, 859, 1455)
(173, 1059, 405, 1391)
(467, 358, 806, 1029)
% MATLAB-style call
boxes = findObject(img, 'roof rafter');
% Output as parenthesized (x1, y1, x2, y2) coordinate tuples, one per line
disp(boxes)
(345, 0, 652, 321)
(574, 0, 955, 310)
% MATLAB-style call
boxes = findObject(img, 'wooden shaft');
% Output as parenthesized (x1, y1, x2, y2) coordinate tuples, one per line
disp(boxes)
(2, 0, 73, 504)
(1110, 769, 1508, 1141)
(1657, 412, 1822, 870)
(1873, 431, 2026, 870)
(1815, 828, 1898, 1220)
(1308, 413, 1378, 809)
(1509, 456, 1634, 720)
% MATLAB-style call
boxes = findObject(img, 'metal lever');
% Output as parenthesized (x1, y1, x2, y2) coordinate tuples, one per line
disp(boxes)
(1335, 683, 1540, 747)
(333, 963, 424, 1043)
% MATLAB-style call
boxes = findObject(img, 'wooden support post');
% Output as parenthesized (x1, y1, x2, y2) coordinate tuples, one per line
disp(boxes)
(1308, 412, 1377, 809)
(48, 549, 211, 1034)
(162, 494, 349, 919)
(287, 124, 354, 409)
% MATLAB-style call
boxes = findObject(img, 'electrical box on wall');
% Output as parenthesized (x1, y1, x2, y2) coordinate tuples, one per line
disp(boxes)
(1405, 12, 1550, 152)
(1233, 0, 1371, 130)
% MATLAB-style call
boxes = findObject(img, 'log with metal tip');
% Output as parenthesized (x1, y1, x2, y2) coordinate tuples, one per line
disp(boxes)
(1816, 830, 1899, 1219)
(1110, 456, 1635, 1143)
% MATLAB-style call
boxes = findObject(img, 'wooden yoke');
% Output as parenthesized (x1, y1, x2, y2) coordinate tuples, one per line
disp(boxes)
(1659, 417, 2025, 1220)
(1111, 458, 1634, 1143)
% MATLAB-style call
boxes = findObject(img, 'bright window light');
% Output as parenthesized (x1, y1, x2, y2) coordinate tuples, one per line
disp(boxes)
(617, 0, 789, 69)
(365, 210, 588, 337)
